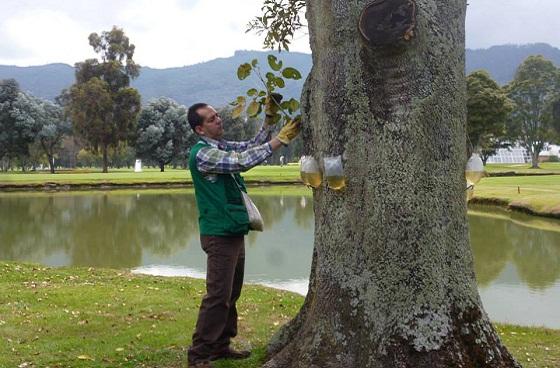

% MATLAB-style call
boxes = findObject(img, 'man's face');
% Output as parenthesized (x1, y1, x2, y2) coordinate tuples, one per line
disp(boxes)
(195, 106, 224, 140)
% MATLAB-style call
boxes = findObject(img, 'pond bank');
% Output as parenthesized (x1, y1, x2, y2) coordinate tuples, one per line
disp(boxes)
(2, 179, 560, 220)
(0, 179, 301, 192)
(469, 197, 560, 220)
(0, 262, 558, 368)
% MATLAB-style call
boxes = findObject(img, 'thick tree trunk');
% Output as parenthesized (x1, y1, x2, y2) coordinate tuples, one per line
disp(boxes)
(264, 1, 520, 367)
(102, 145, 109, 173)
(159, 162, 165, 172)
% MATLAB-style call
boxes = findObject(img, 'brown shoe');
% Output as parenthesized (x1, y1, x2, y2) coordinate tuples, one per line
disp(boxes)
(209, 348, 251, 361)
(188, 361, 214, 368)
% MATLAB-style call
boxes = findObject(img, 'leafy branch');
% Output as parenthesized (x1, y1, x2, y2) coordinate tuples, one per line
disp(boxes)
(247, 0, 306, 52)
(231, 54, 302, 125)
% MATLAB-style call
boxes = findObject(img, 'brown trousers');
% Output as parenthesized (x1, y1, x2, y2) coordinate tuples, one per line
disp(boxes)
(188, 235, 245, 364)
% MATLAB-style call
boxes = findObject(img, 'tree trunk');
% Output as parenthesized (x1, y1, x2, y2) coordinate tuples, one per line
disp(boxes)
(530, 149, 540, 169)
(48, 154, 56, 174)
(264, 1, 520, 367)
(159, 162, 165, 172)
(102, 145, 109, 173)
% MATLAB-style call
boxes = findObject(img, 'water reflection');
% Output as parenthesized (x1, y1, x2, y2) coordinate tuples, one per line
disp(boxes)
(469, 210, 560, 290)
(1, 191, 559, 327)
(0, 191, 199, 267)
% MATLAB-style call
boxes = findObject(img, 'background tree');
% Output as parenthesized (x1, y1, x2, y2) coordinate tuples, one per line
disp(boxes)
(251, 1, 520, 367)
(135, 97, 190, 172)
(507, 55, 560, 168)
(55, 136, 82, 169)
(219, 106, 260, 141)
(67, 26, 141, 173)
(0, 79, 21, 170)
(35, 100, 71, 173)
(222, 105, 303, 164)
(0, 80, 45, 170)
(466, 70, 513, 164)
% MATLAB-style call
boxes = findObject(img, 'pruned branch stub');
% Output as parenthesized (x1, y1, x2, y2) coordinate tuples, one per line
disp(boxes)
(359, 0, 416, 47)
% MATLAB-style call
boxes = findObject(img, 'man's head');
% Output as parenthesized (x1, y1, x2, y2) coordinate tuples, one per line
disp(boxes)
(187, 103, 224, 140)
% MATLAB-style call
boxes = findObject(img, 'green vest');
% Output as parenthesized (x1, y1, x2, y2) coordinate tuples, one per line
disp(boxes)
(189, 140, 250, 236)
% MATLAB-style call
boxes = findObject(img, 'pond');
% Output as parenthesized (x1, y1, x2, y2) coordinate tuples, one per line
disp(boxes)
(1, 188, 559, 328)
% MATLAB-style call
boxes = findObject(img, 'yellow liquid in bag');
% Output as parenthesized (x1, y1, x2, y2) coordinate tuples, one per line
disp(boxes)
(301, 172, 322, 188)
(327, 175, 346, 190)
(465, 171, 484, 185)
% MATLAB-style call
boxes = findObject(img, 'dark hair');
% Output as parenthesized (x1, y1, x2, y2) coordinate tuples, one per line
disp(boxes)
(187, 103, 208, 132)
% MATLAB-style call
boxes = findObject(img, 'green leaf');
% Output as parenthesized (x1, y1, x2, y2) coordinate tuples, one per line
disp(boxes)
(267, 55, 283, 71)
(271, 113, 282, 125)
(247, 101, 260, 117)
(258, 91, 267, 97)
(236, 96, 246, 105)
(237, 63, 252, 80)
(282, 67, 302, 80)
(247, 88, 258, 97)
(275, 77, 285, 88)
(251, 59, 258, 67)
(265, 72, 275, 82)
(289, 98, 300, 112)
(232, 104, 244, 119)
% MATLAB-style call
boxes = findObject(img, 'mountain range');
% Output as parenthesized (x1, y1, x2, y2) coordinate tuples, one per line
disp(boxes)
(1, 43, 559, 108)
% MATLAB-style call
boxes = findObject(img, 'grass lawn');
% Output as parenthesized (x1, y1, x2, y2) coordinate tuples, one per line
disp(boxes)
(0, 165, 302, 186)
(1, 164, 559, 217)
(1, 263, 558, 368)
(473, 175, 560, 216)
(0, 168, 192, 185)
(485, 162, 560, 175)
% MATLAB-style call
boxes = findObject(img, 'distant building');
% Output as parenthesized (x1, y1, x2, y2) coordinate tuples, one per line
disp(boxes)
(486, 146, 530, 164)
(486, 144, 559, 164)
(538, 144, 560, 162)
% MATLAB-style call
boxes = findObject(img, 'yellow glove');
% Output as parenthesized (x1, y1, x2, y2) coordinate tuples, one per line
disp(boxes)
(276, 117, 301, 145)
(264, 93, 283, 126)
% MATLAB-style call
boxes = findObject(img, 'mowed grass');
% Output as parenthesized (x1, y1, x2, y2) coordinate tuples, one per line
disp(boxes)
(1, 163, 558, 185)
(473, 175, 560, 216)
(0, 165, 302, 186)
(1, 164, 559, 217)
(485, 162, 560, 175)
(0, 263, 558, 368)
(0, 262, 300, 368)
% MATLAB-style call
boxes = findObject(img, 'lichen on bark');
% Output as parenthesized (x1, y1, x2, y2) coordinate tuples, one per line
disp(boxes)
(264, 1, 521, 367)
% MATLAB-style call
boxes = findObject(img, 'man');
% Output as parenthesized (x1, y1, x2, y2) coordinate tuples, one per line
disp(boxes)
(186, 96, 300, 368)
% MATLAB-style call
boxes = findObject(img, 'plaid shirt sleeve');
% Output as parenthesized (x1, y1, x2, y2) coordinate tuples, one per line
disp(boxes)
(222, 124, 273, 152)
(196, 142, 273, 174)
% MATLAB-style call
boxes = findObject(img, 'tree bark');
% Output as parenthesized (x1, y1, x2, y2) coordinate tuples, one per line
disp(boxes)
(530, 147, 540, 169)
(531, 153, 540, 168)
(159, 162, 165, 172)
(48, 154, 55, 174)
(102, 145, 109, 173)
(264, 1, 520, 367)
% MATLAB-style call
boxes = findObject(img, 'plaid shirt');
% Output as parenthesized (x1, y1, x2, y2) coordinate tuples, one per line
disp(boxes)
(196, 125, 273, 174)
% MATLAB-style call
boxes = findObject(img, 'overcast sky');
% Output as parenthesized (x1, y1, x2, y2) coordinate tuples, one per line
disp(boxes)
(1, 0, 558, 68)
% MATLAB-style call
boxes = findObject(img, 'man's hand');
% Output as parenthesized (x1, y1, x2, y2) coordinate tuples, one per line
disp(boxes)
(264, 93, 283, 126)
(276, 117, 301, 145)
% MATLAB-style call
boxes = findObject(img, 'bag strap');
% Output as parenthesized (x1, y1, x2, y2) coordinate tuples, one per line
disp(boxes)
(230, 173, 245, 193)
